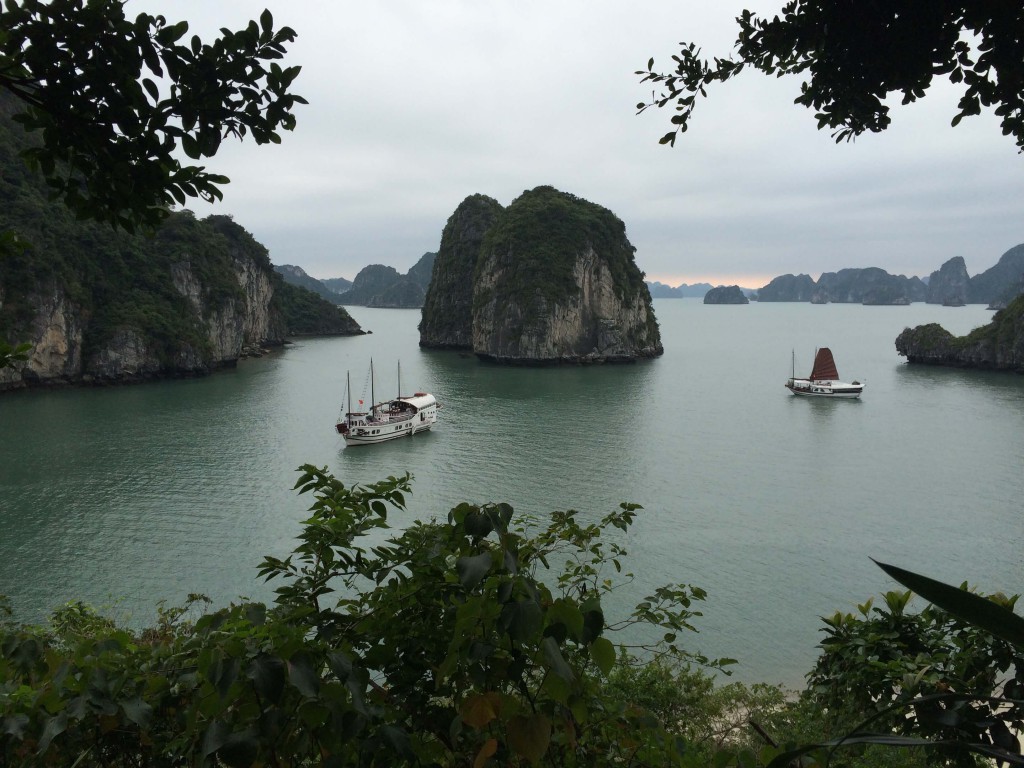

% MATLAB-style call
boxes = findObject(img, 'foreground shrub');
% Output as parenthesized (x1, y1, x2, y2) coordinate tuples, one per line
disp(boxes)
(0, 465, 729, 766)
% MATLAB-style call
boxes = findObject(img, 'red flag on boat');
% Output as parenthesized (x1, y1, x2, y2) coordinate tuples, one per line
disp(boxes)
(358, 399, 363, 405)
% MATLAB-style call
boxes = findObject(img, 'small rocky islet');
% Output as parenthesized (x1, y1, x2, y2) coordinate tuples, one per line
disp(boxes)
(896, 294, 1024, 373)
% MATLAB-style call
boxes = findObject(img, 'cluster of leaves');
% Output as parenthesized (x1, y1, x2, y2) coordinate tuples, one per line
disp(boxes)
(0, 340, 30, 370)
(0, 0, 306, 230)
(637, 2, 1024, 151)
(0, 466, 731, 766)
(769, 563, 1024, 768)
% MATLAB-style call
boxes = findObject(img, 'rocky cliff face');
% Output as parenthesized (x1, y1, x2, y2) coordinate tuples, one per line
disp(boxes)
(419, 187, 661, 363)
(895, 294, 1024, 372)
(171, 249, 283, 364)
(0, 211, 360, 390)
(970, 244, 1024, 306)
(926, 257, 971, 304)
(464, 187, 661, 364)
(6, 282, 85, 385)
(758, 274, 817, 302)
(815, 267, 925, 304)
(473, 246, 661, 363)
(420, 195, 504, 349)
(2, 234, 286, 389)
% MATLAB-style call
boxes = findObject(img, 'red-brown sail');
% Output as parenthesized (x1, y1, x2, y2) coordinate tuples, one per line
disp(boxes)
(809, 348, 840, 380)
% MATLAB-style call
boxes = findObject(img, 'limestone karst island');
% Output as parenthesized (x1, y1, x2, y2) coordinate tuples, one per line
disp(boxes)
(419, 186, 663, 365)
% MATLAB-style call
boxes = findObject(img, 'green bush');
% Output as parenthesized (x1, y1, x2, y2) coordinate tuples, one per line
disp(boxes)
(0, 467, 730, 767)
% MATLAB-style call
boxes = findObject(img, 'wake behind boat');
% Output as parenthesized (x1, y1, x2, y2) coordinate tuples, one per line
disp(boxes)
(336, 361, 440, 446)
(785, 348, 864, 398)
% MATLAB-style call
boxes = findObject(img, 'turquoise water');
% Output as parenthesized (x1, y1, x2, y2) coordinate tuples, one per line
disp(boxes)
(1, 301, 1022, 688)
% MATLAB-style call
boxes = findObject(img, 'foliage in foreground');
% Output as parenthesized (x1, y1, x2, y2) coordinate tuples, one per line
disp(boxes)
(0, 466, 732, 766)
(637, 2, 1024, 151)
(0, 0, 305, 231)
(779, 564, 1024, 768)
(1, 467, 1022, 767)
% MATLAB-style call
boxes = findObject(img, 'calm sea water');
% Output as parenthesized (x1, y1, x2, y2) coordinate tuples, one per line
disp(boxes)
(1, 301, 1022, 688)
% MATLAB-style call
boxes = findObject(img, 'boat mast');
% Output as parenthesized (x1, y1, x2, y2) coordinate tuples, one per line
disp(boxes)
(397, 360, 401, 399)
(370, 358, 375, 416)
(347, 371, 352, 417)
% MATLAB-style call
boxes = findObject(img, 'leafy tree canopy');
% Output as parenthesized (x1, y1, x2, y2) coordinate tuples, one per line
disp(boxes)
(638, 2, 1024, 150)
(0, 0, 306, 231)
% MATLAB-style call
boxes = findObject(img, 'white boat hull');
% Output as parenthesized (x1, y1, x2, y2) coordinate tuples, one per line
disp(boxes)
(785, 378, 863, 398)
(341, 418, 437, 446)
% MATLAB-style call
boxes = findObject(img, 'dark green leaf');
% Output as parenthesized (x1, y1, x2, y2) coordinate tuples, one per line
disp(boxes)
(121, 696, 153, 728)
(287, 652, 320, 697)
(502, 599, 543, 643)
(590, 636, 616, 675)
(874, 560, 1024, 647)
(37, 712, 67, 753)
(202, 720, 230, 758)
(456, 552, 492, 590)
(464, 509, 493, 539)
(381, 724, 415, 759)
(248, 654, 285, 703)
(540, 636, 575, 681)
(219, 728, 260, 768)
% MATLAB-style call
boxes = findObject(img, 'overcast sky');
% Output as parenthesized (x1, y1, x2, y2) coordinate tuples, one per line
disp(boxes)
(133, 1, 1024, 288)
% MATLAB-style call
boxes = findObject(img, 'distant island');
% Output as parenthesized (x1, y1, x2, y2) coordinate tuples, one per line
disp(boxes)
(703, 286, 749, 305)
(280, 240, 1024, 314)
(643, 245, 1024, 307)
(752, 247, 1024, 306)
(275, 253, 435, 309)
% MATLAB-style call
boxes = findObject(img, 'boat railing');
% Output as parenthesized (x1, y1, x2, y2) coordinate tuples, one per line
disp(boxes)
(365, 411, 416, 425)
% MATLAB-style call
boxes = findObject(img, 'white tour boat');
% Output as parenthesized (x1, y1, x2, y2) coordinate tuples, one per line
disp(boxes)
(335, 361, 440, 446)
(785, 348, 864, 398)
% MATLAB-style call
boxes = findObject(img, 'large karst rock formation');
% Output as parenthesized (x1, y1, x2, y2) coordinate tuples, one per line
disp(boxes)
(419, 187, 662, 364)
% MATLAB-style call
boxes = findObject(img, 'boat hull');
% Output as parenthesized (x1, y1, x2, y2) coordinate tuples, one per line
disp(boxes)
(785, 378, 863, 398)
(341, 420, 435, 446)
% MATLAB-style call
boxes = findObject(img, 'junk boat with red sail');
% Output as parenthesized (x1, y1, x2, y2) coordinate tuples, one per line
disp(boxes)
(336, 361, 440, 445)
(785, 348, 864, 398)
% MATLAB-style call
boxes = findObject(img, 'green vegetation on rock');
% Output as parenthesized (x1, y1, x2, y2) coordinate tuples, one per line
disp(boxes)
(476, 186, 646, 320)
(274, 277, 363, 336)
(1, 90, 360, 380)
(896, 294, 1024, 371)
(420, 194, 504, 348)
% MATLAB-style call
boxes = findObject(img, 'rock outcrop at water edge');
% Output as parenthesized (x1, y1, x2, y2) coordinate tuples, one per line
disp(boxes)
(895, 294, 1024, 372)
